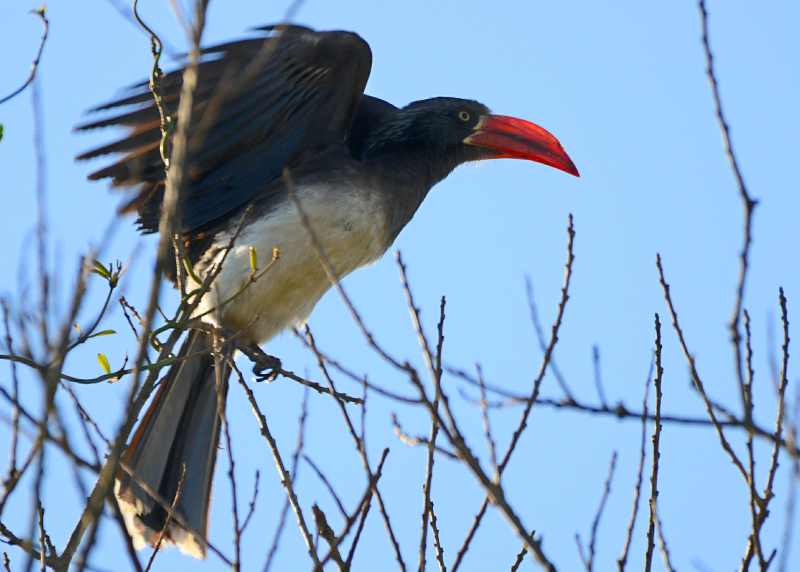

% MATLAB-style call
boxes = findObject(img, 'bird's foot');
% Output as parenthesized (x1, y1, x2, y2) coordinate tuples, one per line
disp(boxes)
(237, 343, 283, 383)
(253, 354, 282, 382)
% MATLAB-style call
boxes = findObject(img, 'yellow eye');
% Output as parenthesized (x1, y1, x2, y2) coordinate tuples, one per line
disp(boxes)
(458, 110, 471, 122)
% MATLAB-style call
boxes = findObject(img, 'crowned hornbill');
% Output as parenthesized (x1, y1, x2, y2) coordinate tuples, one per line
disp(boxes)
(77, 24, 579, 557)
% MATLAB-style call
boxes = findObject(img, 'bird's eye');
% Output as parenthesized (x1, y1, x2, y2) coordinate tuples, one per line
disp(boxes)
(458, 110, 471, 122)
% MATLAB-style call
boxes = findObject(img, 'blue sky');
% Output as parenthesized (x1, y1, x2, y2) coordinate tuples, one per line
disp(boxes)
(1, 1, 799, 570)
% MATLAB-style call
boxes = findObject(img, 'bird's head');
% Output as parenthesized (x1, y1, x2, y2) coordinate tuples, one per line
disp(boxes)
(396, 97, 579, 178)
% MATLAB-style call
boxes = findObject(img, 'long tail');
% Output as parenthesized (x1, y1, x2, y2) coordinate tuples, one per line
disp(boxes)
(115, 329, 231, 558)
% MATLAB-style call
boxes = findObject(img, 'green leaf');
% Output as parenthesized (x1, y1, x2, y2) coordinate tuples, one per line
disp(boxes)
(108, 262, 121, 288)
(88, 329, 116, 339)
(0, 124, 4, 143)
(97, 352, 111, 375)
(90, 260, 111, 280)
(248, 246, 258, 273)
(182, 256, 200, 284)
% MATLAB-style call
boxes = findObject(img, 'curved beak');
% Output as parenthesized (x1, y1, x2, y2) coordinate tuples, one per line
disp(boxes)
(464, 114, 579, 177)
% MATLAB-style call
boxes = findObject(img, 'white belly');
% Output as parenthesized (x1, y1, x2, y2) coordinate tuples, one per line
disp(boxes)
(191, 185, 389, 343)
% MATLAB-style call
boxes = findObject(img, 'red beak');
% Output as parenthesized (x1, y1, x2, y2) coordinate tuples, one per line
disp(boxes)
(464, 114, 579, 177)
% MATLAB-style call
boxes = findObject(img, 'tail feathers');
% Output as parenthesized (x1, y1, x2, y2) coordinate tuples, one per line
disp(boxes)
(116, 329, 231, 558)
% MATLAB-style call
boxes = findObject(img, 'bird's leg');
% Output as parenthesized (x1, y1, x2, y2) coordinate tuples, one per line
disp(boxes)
(236, 342, 282, 382)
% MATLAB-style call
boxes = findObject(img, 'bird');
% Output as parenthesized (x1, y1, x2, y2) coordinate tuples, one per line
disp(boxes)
(76, 24, 579, 558)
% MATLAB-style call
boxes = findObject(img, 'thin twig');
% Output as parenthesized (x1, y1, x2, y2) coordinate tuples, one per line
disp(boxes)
(654, 504, 677, 572)
(0, 8, 49, 105)
(592, 345, 608, 408)
(346, 379, 372, 569)
(318, 449, 391, 571)
(525, 277, 574, 400)
(657, 254, 748, 479)
(60, 384, 106, 468)
(450, 368, 799, 458)
(742, 308, 764, 570)
(476, 364, 498, 477)
(644, 314, 664, 572)
(399, 262, 557, 572)
(107, 495, 144, 572)
(764, 289, 791, 531)
(303, 455, 348, 520)
(234, 364, 320, 567)
(216, 336, 241, 571)
(428, 499, 447, 572)
(312, 505, 346, 571)
(304, 326, 407, 571)
(390, 414, 458, 461)
(745, 289, 791, 570)
(0, 391, 98, 475)
(392, 255, 445, 572)
(263, 388, 308, 572)
(276, 368, 363, 404)
(453, 215, 576, 572)
(74, 517, 100, 572)
(509, 533, 534, 572)
(290, 331, 420, 404)
(778, 391, 799, 572)
(131, 0, 172, 168)
(617, 361, 653, 571)
(239, 471, 261, 537)
(586, 451, 617, 571)
(698, 0, 758, 421)
(37, 505, 50, 571)
(143, 464, 187, 572)
(2, 301, 22, 488)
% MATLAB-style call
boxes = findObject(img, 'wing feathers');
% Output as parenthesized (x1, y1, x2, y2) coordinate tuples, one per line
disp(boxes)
(77, 26, 372, 233)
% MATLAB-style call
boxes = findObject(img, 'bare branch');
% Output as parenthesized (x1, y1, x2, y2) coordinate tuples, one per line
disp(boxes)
(391, 413, 459, 461)
(131, 0, 172, 168)
(778, 391, 799, 572)
(143, 464, 187, 572)
(617, 363, 652, 571)
(263, 389, 309, 572)
(592, 345, 608, 409)
(475, 365, 498, 478)
(657, 254, 748, 479)
(586, 451, 617, 572)
(654, 504, 676, 572)
(525, 277, 574, 400)
(239, 470, 261, 537)
(312, 505, 346, 571)
(0, 8, 49, 105)
(453, 214, 575, 572)
(644, 314, 664, 572)
(698, 0, 758, 420)
(107, 495, 144, 572)
(394, 254, 445, 572)
(234, 363, 320, 567)
(509, 532, 535, 572)
(304, 326, 407, 571)
(451, 368, 799, 458)
(303, 455, 348, 520)
(319, 448, 391, 571)
(275, 368, 364, 404)
(428, 499, 446, 572)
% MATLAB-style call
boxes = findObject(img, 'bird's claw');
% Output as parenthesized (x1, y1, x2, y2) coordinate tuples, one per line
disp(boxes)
(236, 342, 283, 383)
(252, 353, 282, 383)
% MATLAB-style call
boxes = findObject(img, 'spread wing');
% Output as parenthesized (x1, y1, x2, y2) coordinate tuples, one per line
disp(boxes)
(76, 25, 372, 234)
